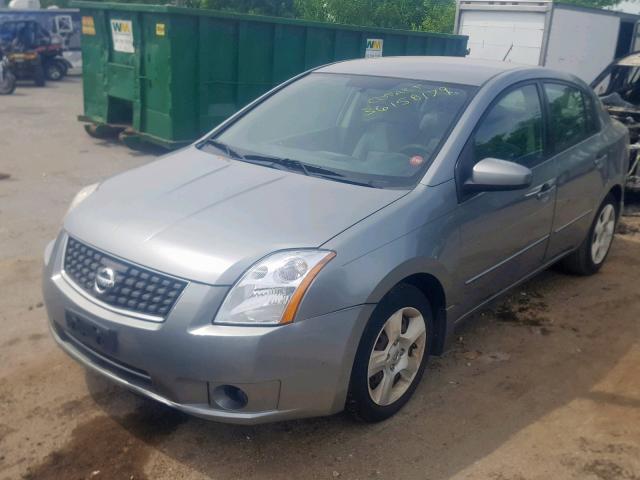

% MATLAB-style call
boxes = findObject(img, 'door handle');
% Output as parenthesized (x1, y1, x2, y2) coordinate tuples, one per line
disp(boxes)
(594, 153, 607, 168)
(525, 181, 556, 200)
(536, 182, 555, 200)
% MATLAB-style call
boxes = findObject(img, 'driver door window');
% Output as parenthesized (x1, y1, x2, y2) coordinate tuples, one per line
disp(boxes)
(473, 84, 544, 168)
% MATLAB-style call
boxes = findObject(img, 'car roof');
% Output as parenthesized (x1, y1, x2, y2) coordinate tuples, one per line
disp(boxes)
(315, 56, 530, 87)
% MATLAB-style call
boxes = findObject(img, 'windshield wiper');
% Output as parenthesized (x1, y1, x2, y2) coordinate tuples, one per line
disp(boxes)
(242, 154, 313, 176)
(201, 146, 379, 188)
(226, 154, 293, 174)
(245, 154, 380, 188)
(200, 139, 244, 160)
(309, 172, 379, 188)
(244, 154, 363, 179)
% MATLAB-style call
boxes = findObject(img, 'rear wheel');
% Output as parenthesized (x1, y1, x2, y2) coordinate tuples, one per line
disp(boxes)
(84, 123, 123, 139)
(44, 60, 64, 81)
(56, 59, 69, 76)
(347, 283, 432, 422)
(560, 194, 618, 275)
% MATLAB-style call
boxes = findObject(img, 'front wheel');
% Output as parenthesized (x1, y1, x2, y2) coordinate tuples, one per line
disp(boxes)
(560, 194, 618, 275)
(0, 71, 16, 95)
(347, 283, 432, 422)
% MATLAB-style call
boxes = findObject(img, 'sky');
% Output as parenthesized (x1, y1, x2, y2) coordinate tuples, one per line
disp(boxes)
(610, 0, 640, 14)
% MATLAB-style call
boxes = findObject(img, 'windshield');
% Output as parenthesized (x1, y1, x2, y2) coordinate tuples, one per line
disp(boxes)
(593, 64, 640, 108)
(202, 73, 474, 188)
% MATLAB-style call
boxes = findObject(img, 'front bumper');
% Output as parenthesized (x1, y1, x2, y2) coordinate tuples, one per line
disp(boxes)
(42, 234, 373, 424)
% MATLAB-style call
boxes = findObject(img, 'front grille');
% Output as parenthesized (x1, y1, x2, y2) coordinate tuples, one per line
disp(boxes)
(63, 236, 187, 319)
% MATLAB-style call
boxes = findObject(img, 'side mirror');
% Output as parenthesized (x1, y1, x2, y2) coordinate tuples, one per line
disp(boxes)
(463, 158, 532, 193)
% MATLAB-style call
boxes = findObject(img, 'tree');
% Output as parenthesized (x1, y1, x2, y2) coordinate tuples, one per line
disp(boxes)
(558, 0, 629, 8)
(40, 0, 71, 7)
(39, 0, 633, 34)
(294, 0, 426, 29)
(198, 0, 296, 16)
(422, 0, 456, 34)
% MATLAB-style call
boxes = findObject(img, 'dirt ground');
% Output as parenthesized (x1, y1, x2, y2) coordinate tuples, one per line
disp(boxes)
(1, 79, 639, 480)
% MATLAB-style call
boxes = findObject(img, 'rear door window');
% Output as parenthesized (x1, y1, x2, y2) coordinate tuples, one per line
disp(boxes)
(544, 83, 591, 153)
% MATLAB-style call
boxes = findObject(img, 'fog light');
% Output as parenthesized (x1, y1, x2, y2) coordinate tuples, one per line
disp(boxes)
(212, 384, 249, 410)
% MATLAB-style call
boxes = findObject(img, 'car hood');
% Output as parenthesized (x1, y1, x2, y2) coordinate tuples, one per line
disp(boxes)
(64, 147, 408, 285)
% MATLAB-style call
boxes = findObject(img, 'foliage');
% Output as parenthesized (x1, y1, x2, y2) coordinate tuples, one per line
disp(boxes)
(40, 0, 161, 5)
(39, 0, 632, 35)
(40, 0, 71, 7)
(294, 0, 427, 30)
(557, 0, 627, 9)
(421, 0, 456, 34)
(197, 0, 295, 16)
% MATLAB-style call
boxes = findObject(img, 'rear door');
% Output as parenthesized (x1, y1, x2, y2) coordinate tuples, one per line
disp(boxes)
(543, 82, 608, 260)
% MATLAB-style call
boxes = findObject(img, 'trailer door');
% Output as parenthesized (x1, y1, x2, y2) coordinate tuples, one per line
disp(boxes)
(631, 20, 640, 52)
(458, 9, 547, 65)
(544, 6, 620, 83)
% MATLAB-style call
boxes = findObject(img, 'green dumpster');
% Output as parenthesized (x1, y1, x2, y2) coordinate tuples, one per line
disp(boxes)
(73, 1, 469, 149)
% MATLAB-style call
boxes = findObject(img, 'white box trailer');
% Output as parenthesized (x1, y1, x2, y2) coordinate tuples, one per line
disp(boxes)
(455, 0, 640, 83)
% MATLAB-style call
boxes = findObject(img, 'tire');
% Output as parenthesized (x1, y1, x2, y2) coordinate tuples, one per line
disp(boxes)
(56, 59, 69, 77)
(44, 60, 64, 81)
(0, 71, 16, 95)
(34, 63, 46, 87)
(84, 123, 124, 139)
(347, 283, 433, 422)
(559, 194, 618, 275)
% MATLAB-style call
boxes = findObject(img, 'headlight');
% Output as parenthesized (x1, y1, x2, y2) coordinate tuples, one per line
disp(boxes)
(66, 183, 99, 215)
(215, 250, 336, 326)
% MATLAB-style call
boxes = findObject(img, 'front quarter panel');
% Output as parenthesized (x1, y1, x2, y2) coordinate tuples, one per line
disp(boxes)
(296, 182, 460, 322)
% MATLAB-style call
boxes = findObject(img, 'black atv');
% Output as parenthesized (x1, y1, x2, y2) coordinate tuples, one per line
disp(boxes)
(38, 43, 69, 81)
(0, 19, 68, 86)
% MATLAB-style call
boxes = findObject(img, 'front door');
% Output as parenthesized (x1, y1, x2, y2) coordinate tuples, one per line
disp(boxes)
(454, 83, 557, 312)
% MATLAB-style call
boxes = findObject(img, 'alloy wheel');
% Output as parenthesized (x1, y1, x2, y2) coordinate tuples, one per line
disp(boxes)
(46, 63, 63, 81)
(591, 204, 615, 265)
(367, 307, 427, 406)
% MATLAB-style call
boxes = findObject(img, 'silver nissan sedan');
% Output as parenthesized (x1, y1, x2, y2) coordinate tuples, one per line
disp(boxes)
(43, 57, 627, 424)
